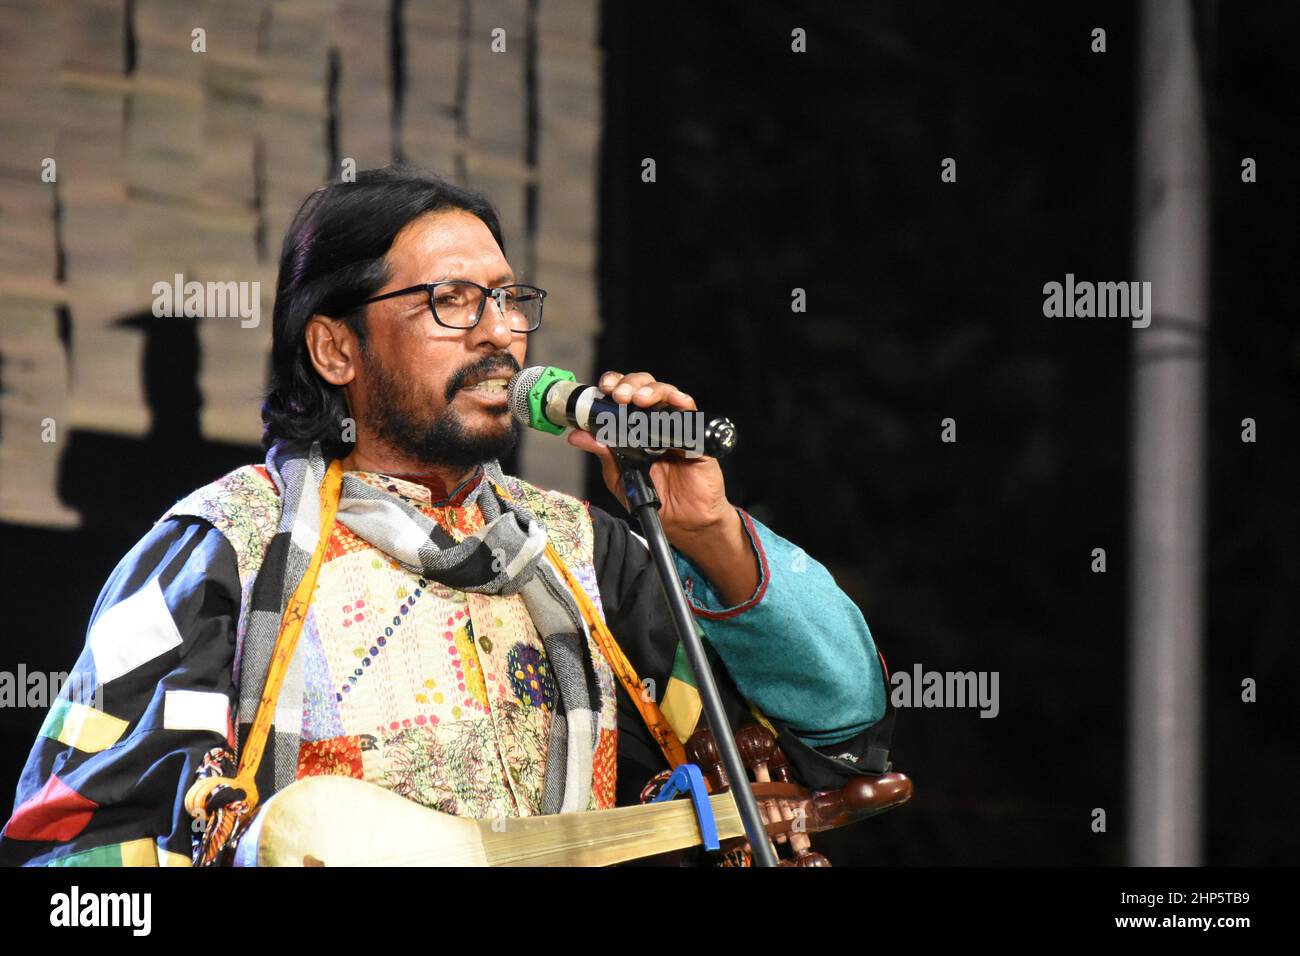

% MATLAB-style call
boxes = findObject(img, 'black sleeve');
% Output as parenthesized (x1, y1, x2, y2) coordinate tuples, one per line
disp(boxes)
(0, 516, 241, 866)
(589, 505, 895, 804)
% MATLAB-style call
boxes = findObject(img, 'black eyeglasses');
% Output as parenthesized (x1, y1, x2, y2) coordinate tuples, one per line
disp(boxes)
(364, 280, 546, 332)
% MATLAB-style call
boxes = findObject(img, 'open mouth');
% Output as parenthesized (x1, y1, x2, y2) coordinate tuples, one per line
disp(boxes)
(460, 377, 510, 395)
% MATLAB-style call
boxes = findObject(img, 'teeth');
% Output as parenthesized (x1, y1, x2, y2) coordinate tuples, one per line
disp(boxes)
(466, 378, 508, 392)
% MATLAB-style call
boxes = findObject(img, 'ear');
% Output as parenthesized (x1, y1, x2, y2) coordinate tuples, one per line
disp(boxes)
(304, 315, 359, 387)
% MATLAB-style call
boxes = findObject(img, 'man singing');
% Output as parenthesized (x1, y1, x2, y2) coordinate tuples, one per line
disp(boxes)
(1, 166, 889, 866)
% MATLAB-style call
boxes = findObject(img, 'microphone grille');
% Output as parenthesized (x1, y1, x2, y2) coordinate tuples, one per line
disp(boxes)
(508, 366, 545, 426)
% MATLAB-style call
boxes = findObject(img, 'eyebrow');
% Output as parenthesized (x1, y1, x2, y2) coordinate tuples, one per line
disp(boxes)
(433, 273, 517, 287)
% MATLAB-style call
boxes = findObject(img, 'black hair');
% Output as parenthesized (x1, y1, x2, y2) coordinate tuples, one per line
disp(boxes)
(261, 164, 505, 456)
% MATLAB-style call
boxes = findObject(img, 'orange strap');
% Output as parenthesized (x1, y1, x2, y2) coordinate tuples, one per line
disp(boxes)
(186, 459, 345, 843)
(544, 540, 688, 769)
(233, 459, 346, 809)
(491, 481, 688, 770)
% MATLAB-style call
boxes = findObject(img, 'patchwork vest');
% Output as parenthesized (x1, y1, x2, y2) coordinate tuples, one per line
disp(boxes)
(164, 464, 621, 818)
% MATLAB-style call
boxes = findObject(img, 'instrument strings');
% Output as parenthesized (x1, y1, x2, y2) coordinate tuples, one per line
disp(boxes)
(321, 797, 730, 867)
(341, 819, 681, 866)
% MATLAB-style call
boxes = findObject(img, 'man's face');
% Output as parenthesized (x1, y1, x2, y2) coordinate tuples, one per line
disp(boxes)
(349, 209, 528, 470)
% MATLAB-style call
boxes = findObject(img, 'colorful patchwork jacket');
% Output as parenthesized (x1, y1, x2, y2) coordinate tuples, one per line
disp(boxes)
(0, 463, 889, 866)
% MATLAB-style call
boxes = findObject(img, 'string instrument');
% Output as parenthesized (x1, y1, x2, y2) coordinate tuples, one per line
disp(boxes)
(230, 723, 911, 867)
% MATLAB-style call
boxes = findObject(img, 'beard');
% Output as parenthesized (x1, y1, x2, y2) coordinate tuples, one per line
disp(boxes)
(359, 348, 522, 471)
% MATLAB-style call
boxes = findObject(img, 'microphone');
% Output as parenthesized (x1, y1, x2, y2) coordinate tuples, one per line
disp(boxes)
(508, 366, 738, 459)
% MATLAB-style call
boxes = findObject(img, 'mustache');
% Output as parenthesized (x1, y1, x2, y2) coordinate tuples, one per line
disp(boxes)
(445, 352, 521, 402)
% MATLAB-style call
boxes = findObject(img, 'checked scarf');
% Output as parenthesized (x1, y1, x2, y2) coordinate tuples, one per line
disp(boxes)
(238, 440, 603, 815)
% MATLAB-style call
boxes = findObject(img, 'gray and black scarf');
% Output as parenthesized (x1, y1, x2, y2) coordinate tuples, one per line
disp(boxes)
(237, 440, 601, 814)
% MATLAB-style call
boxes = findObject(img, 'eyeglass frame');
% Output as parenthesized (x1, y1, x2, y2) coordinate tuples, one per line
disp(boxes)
(363, 279, 547, 332)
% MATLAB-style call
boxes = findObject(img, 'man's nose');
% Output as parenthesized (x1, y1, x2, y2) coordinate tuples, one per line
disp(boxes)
(469, 294, 515, 349)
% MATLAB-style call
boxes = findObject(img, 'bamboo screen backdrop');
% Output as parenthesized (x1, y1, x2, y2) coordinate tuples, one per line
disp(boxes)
(0, 0, 601, 527)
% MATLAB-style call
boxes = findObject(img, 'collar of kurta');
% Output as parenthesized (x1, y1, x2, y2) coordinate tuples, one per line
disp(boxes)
(350, 465, 486, 510)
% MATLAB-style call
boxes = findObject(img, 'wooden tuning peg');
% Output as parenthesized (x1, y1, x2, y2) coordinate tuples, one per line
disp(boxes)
(768, 746, 794, 783)
(685, 727, 728, 789)
(736, 724, 777, 782)
(793, 851, 831, 867)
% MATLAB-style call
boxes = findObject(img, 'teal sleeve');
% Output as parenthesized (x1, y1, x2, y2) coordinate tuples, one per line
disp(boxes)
(671, 510, 886, 747)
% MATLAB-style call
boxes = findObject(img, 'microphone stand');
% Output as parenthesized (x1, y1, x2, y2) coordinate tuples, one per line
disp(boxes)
(611, 447, 780, 868)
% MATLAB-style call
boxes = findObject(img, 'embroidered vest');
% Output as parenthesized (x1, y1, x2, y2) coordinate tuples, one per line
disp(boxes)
(163, 465, 620, 817)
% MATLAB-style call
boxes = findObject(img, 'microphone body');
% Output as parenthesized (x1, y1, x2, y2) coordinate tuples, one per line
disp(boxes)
(508, 365, 738, 459)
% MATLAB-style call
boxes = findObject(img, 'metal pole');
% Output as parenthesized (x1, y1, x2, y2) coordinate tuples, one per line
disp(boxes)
(1127, 0, 1209, 866)
(617, 456, 780, 867)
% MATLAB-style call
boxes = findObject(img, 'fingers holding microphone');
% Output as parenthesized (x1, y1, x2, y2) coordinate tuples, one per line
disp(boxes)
(598, 371, 698, 413)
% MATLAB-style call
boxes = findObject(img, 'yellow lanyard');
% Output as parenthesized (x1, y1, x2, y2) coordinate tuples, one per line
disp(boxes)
(491, 482, 688, 770)
(186, 459, 345, 825)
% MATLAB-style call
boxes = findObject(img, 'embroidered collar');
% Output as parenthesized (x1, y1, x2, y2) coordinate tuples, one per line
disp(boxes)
(350, 466, 487, 509)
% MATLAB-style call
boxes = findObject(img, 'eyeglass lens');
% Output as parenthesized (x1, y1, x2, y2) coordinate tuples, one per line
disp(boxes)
(430, 282, 542, 331)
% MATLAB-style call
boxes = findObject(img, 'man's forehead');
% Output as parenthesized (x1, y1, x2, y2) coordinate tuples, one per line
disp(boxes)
(425, 256, 502, 279)
(390, 210, 510, 278)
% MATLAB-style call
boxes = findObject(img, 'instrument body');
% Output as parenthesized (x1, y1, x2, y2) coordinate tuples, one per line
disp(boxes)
(231, 725, 912, 867)
(231, 775, 748, 867)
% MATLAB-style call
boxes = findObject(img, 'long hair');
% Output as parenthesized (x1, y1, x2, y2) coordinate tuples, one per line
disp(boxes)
(261, 165, 505, 457)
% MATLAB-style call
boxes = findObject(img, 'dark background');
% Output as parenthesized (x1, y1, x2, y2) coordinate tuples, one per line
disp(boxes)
(2, 1, 1297, 865)
(593, 0, 1299, 865)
